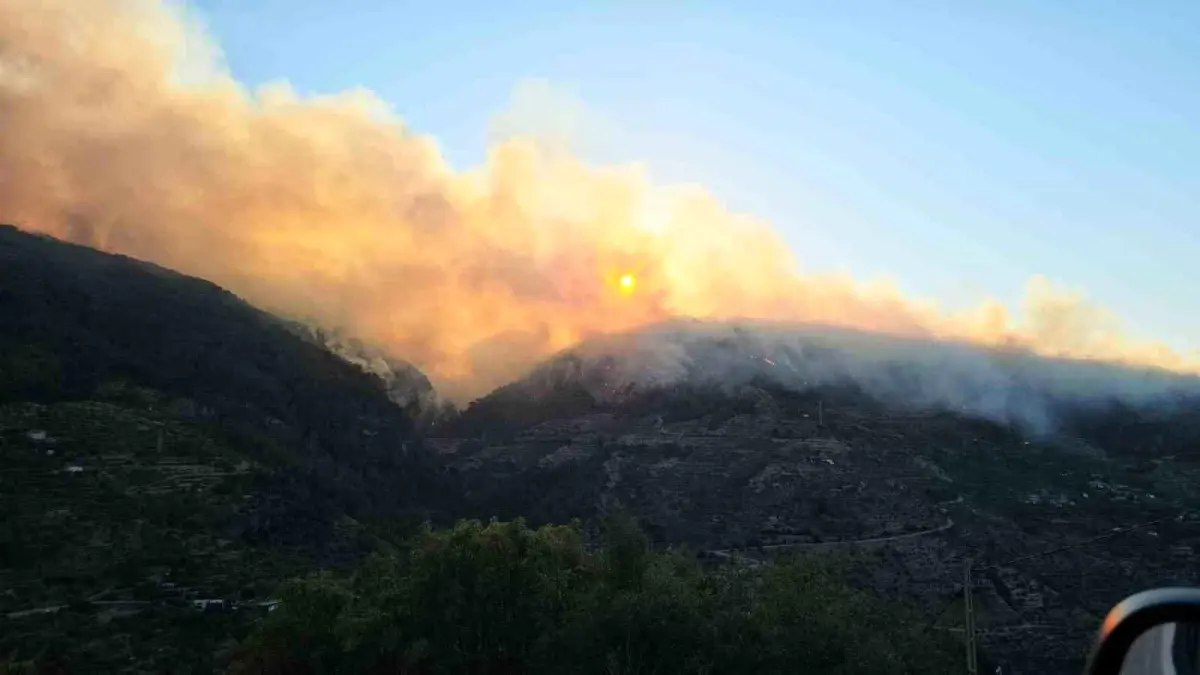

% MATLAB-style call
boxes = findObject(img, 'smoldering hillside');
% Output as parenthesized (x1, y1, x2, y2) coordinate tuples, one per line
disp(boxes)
(451, 319, 1200, 438)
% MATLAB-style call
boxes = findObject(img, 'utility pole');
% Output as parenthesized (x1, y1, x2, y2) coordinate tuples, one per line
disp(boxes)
(964, 558, 979, 675)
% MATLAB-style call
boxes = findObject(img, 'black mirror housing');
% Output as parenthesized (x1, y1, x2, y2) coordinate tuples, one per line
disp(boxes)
(1086, 588, 1200, 675)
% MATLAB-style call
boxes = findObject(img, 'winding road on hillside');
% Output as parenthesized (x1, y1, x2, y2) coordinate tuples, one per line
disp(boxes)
(708, 518, 955, 564)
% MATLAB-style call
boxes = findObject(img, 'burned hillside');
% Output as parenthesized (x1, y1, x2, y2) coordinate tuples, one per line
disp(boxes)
(434, 341, 1200, 675)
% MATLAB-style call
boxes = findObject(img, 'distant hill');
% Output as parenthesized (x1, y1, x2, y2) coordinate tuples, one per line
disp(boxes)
(444, 318, 1200, 450)
(0, 224, 448, 671)
(432, 323, 1200, 675)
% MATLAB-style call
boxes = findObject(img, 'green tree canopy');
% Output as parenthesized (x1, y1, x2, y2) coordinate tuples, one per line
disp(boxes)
(235, 518, 959, 675)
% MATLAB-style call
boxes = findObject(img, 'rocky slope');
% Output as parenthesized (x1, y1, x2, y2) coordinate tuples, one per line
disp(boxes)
(436, 340, 1200, 675)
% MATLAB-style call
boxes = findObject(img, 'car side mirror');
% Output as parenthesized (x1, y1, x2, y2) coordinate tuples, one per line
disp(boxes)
(1085, 588, 1200, 675)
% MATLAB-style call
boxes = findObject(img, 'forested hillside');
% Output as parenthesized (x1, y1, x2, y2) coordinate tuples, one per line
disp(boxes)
(0, 225, 448, 671)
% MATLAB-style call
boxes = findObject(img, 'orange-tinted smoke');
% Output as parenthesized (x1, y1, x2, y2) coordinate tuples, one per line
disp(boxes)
(1, 0, 1196, 402)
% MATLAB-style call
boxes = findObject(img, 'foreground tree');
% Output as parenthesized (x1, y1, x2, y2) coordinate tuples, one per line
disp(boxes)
(233, 518, 959, 675)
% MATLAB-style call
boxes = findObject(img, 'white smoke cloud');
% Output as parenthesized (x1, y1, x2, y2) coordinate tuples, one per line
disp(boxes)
(1, 0, 1198, 411)
(554, 319, 1200, 434)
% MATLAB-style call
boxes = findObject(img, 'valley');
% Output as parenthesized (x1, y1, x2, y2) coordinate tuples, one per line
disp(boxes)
(3, 223, 1200, 674)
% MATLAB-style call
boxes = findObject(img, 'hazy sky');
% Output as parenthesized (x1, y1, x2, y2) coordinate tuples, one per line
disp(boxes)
(189, 0, 1199, 351)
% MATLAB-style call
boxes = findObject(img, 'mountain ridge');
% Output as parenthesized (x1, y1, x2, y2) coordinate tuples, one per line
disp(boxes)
(0, 223, 451, 669)
(445, 316, 1200, 437)
(5, 223, 1200, 675)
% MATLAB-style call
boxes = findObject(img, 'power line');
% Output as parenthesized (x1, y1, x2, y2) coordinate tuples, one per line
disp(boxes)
(964, 559, 979, 675)
(977, 512, 1183, 572)
(892, 508, 1193, 675)
(927, 510, 1193, 674)
(925, 591, 962, 632)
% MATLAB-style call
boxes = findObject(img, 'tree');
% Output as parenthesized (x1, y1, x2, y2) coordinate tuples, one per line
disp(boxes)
(600, 512, 649, 591)
(233, 519, 960, 675)
(236, 573, 350, 674)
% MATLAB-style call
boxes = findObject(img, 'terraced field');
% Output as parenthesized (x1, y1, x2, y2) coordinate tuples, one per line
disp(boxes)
(0, 393, 311, 671)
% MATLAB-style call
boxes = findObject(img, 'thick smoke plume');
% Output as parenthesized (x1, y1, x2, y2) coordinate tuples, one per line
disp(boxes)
(2, 0, 1198, 405)
(545, 320, 1200, 434)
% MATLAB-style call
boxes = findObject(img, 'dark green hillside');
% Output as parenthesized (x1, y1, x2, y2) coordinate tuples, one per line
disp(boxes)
(0, 224, 444, 517)
(0, 396, 312, 672)
(0, 224, 447, 672)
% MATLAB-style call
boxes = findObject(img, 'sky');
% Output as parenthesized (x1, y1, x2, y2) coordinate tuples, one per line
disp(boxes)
(189, 0, 1199, 352)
